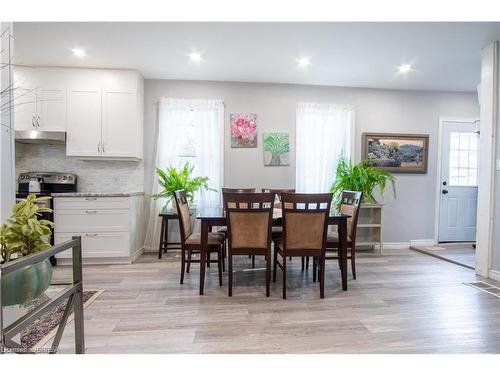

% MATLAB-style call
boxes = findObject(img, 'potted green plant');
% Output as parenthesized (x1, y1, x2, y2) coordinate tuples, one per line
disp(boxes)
(330, 159, 396, 205)
(152, 162, 215, 213)
(1, 194, 55, 306)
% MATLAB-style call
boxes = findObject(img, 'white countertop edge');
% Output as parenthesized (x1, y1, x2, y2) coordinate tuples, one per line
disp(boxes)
(51, 192, 145, 197)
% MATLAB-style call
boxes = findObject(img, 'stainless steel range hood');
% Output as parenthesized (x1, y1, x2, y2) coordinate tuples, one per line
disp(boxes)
(15, 130, 66, 145)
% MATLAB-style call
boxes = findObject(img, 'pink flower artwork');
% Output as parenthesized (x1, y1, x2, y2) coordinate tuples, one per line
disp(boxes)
(230, 113, 257, 148)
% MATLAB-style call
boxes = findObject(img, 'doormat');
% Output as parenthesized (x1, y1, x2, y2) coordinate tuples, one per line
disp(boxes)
(20, 289, 105, 349)
(463, 281, 500, 298)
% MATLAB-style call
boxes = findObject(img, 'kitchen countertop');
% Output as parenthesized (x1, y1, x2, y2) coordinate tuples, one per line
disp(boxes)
(51, 192, 145, 197)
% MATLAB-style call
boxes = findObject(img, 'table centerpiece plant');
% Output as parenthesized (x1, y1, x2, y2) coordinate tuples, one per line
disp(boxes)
(153, 162, 215, 213)
(0, 194, 55, 306)
(330, 158, 396, 206)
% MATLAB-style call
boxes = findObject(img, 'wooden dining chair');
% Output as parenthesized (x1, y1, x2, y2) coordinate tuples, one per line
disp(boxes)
(224, 192, 275, 297)
(220, 188, 257, 267)
(174, 190, 225, 286)
(325, 191, 363, 279)
(273, 192, 332, 299)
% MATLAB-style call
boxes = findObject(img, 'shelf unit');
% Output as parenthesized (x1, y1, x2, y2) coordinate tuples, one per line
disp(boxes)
(356, 203, 383, 253)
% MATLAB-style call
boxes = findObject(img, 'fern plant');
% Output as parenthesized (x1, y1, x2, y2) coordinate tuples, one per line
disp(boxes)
(152, 162, 214, 203)
(330, 159, 396, 205)
(0, 194, 54, 264)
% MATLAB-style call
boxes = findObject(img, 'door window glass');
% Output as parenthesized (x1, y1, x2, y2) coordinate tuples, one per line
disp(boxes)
(448, 132, 478, 186)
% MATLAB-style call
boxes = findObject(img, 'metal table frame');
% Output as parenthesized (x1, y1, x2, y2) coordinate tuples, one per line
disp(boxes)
(0, 236, 84, 354)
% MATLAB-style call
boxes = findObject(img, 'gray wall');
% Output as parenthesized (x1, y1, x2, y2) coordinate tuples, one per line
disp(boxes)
(144, 79, 479, 243)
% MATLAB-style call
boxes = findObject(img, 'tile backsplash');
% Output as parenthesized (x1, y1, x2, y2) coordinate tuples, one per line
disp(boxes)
(15, 143, 144, 193)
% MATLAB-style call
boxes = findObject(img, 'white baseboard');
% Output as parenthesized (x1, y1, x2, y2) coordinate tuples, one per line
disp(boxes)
(488, 269, 500, 281)
(410, 239, 436, 247)
(382, 242, 410, 250)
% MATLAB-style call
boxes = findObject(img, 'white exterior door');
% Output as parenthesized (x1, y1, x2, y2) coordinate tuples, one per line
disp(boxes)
(438, 120, 478, 242)
(66, 88, 101, 157)
(101, 91, 138, 158)
(36, 87, 67, 131)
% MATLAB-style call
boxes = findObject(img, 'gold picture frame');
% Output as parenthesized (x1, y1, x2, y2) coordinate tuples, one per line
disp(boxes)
(362, 133, 429, 174)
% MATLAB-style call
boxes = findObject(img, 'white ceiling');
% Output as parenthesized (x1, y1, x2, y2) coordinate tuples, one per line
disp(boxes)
(13, 22, 500, 92)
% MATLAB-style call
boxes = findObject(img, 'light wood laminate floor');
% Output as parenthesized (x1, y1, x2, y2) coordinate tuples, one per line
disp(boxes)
(53, 249, 500, 354)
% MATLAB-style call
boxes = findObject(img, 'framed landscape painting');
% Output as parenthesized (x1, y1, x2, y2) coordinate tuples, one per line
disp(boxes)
(230, 113, 257, 148)
(362, 133, 429, 173)
(263, 132, 290, 166)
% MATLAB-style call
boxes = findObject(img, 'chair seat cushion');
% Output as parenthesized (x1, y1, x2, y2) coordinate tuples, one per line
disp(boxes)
(327, 232, 352, 244)
(185, 232, 225, 246)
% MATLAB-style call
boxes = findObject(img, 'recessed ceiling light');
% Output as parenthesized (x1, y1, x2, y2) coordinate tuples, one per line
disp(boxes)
(398, 64, 412, 73)
(189, 52, 202, 62)
(297, 57, 311, 67)
(71, 48, 86, 58)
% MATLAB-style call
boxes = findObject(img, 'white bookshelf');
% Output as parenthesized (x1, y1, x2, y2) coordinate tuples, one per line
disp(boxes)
(356, 203, 383, 254)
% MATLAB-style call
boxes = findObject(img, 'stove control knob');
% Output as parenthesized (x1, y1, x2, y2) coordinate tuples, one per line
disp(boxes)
(68, 176, 72, 181)
(63, 176, 67, 180)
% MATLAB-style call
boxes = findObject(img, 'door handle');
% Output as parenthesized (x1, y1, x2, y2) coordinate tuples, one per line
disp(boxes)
(442, 190, 449, 194)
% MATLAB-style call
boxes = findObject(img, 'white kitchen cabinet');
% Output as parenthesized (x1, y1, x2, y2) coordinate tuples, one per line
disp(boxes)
(36, 87, 67, 131)
(66, 88, 102, 157)
(14, 67, 67, 131)
(54, 195, 144, 264)
(101, 90, 140, 158)
(13, 66, 144, 159)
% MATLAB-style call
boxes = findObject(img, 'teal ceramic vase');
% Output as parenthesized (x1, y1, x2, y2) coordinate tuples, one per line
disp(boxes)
(1, 259, 53, 306)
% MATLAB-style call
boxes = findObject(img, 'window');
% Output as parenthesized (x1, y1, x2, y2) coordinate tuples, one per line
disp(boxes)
(156, 98, 224, 207)
(295, 102, 354, 193)
(449, 132, 478, 186)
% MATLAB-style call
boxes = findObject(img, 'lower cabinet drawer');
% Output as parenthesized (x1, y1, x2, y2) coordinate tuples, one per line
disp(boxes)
(55, 232, 130, 258)
(55, 209, 129, 232)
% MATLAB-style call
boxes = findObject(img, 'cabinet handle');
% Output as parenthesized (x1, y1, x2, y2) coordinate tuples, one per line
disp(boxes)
(97, 142, 101, 153)
(85, 233, 98, 237)
(36, 115, 41, 127)
(85, 210, 98, 214)
(102, 143, 105, 153)
(85, 197, 97, 201)
(32, 116, 36, 127)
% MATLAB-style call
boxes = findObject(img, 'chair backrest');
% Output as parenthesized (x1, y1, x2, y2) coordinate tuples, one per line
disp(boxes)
(221, 188, 256, 210)
(339, 191, 363, 239)
(174, 190, 192, 244)
(280, 193, 332, 253)
(261, 188, 296, 208)
(224, 192, 274, 250)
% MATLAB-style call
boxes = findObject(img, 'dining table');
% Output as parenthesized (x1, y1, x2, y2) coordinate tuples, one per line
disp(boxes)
(196, 205, 351, 295)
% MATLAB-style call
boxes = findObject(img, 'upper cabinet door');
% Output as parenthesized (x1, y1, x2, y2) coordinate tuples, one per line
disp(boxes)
(66, 89, 101, 157)
(101, 91, 139, 158)
(13, 68, 37, 131)
(36, 87, 67, 131)
(13, 89, 37, 131)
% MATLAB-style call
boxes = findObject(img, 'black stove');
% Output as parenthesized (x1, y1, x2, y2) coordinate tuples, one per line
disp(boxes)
(16, 172, 78, 265)
(17, 171, 77, 197)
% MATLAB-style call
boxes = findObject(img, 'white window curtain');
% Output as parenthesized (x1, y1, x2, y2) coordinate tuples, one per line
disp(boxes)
(144, 97, 224, 250)
(295, 102, 354, 193)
